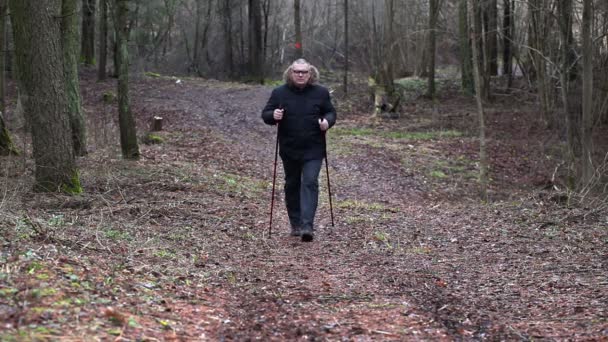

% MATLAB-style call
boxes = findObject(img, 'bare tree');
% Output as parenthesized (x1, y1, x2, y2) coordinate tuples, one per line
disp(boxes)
(62, 0, 88, 156)
(248, 0, 263, 83)
(469, 0, 488, 200)
(502, 0, 512, 83)
(294, 0, 302, 59)
(222, 0, 234, 77)
(580, 0, 593, 184)
(98, 0, 108, 80)
(116, 0, 140, 159)
(459, 0, 474, 94)
(81, 0, 96, 65)
(427, 0, 440, 98)
(344, 0, 348, 96)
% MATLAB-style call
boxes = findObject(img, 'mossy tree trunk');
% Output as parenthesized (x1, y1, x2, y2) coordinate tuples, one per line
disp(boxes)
(62, 0, 88, 156)
(0, 112, 17, 156)
(116, 0, 140, 160)
(10, 0, 81, 192)
(81, 0, 96, 65)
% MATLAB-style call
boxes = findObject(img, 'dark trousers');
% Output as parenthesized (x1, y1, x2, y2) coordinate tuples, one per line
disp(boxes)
(281, 157, 323, 230)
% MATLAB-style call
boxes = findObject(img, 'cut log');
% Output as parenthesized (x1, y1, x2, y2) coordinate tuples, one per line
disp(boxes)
(151, 116, 163, 132)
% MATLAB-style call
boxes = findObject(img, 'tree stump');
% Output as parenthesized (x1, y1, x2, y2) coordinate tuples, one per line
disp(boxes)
(151, 116, 163, 132)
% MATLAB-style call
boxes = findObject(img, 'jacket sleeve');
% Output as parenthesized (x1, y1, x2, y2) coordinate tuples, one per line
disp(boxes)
(321, 88, 337, 129)
(261, 89, 279, 125)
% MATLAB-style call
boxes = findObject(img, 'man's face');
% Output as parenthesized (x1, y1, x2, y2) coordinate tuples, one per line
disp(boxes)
(291, 64, 311, 88)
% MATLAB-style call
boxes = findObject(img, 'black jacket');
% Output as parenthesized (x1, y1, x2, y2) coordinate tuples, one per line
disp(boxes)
(262, 84, 337, 160)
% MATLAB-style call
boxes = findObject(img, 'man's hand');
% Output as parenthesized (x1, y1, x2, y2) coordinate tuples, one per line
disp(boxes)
(319, 118, 329, 131)
(273, 108, 284, 121)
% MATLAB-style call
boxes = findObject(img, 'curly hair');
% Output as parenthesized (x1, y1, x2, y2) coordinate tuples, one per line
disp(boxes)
(283, 58, 320, 86)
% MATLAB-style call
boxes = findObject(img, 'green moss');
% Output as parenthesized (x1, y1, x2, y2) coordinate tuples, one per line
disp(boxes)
(333, 127, 462, 140)
(61, 171, 83, 195)
(263, 79, 283, 87)
(142, 133, 165, 145)
(102, 91, 116, 103)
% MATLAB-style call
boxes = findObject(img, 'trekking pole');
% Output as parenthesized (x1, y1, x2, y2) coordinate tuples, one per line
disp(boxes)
(323, 131, 335, 227)
(269, 122, 279, 238)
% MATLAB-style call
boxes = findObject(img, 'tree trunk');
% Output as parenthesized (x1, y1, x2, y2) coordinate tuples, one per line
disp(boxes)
(459, 0, 474, 95)
(294, 0, 303, 59)
(248, 0, 263, 83)
(343, 0, 348, 96)
(502, 0, 512, 84)
(0, 0, 5, 113)
(529, 0, 551, 126)
(473, 0, 489, 100)
(469, 0, 488, 201)
(116, 0, 140, 160)
(427, 0, 439, 98)
(98, 0, 108, 80)
(0, 112, 18, 155)
(580, 0, 593, 185)
(62, 0, 88, 156)
(10, 0, 81, 192)
(223, 0, 234, 78)
(484, 0, 497, 75)
(81, 0, 96, 65)
(192, 0, 202, 73)
(558, 0, 579, 175)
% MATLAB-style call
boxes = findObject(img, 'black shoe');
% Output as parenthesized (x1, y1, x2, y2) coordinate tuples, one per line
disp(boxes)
(301, 227, 314, 242)
(290, 227, 301, 237)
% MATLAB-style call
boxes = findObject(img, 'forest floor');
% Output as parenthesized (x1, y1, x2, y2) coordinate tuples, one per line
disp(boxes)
(1, 69, 607, 341)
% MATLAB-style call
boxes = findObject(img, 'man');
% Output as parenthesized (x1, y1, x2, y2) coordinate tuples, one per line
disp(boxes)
(262, 59, 337, 242)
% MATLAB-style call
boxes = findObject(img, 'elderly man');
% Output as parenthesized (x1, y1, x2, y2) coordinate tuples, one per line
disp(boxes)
(261, 59, 337, 242)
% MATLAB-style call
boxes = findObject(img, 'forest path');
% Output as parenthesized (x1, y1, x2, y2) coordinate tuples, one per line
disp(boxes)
(125, 77, 449, 339)
(110, 76, 605, 340)
(1, 74, 596, 339)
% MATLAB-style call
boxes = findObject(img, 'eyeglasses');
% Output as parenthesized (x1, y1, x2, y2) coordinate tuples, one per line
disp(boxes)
(292, 70, 309, 75)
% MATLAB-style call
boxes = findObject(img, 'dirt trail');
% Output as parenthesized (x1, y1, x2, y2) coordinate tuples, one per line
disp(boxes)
(120, 76, 606, 340)
(2, 74, 605, 340)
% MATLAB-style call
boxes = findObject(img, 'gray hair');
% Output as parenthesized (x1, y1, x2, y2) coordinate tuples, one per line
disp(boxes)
(283, 58, 320, 86)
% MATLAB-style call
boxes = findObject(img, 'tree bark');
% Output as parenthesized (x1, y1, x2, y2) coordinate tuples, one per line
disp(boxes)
(294, 0, 303, 59)
(459, 0, 474, 95)
(580, 0, 593, 184)
(0, 112, 18, 156)
(469, 0, 488, 201)
(502, 0, 512, 82)
(62, 0, 88, 156)
(98, 0, 108, 80)
(248, 0, 263, 83)
(484, 0, 497, 75)
(81, 0, 96, 65)
(427, 0, 439, 98)
(116, 0, 140, 160)
(0, 0, 5, 113)
(529, 0, 551, 126)
(222, 0, 234, 78)
(343, 0, 348, 96)
(10, 0, 81, 192)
